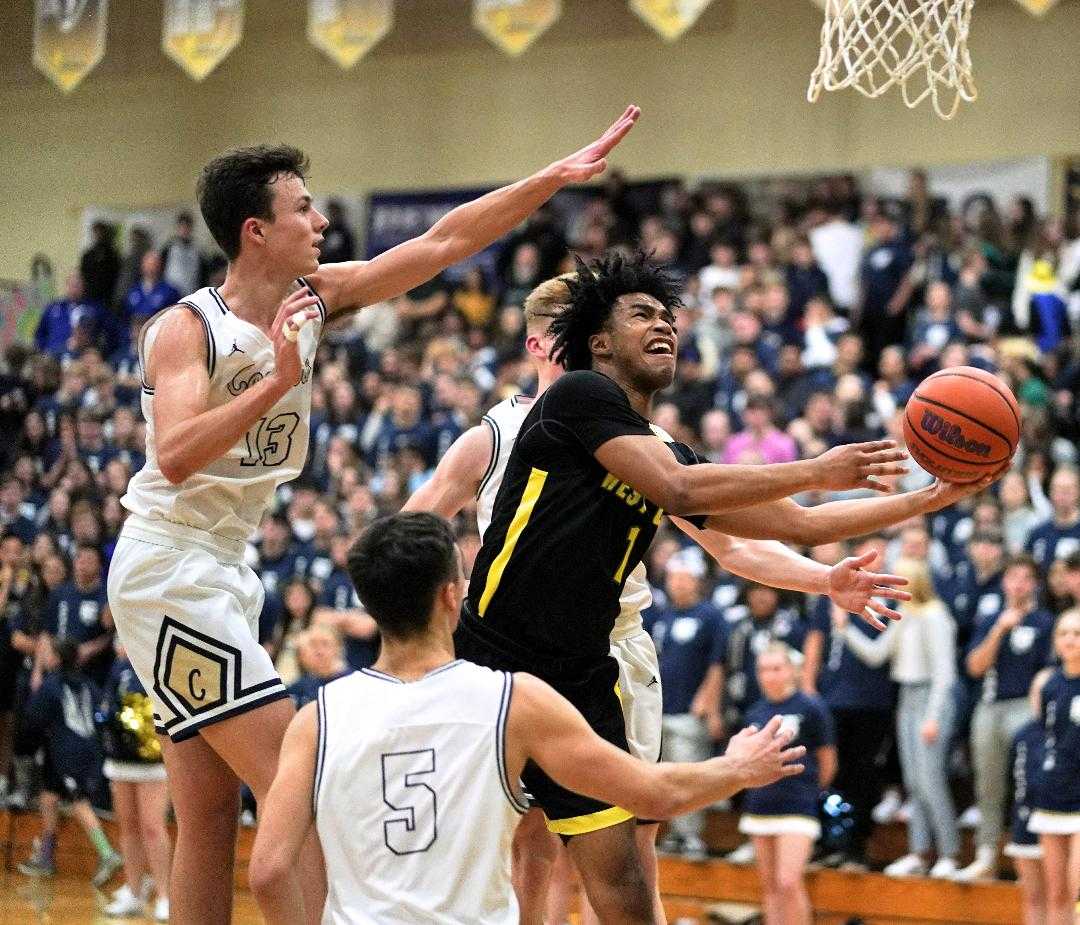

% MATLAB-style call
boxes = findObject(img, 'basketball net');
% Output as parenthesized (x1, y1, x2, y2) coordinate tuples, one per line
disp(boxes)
(807, 0, 977, 120)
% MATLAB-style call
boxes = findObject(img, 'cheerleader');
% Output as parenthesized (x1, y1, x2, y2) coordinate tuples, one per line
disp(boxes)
(1029, 609, 1080, 925)
(99, 642, 172, 921)
(1004, 692, 1046, 925)
(740, 642, 836, 925)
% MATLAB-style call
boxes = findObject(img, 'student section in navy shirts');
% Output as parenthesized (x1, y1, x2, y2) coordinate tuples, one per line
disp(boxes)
(808, 595, 895, 712)
(967, 608, 1055, 703)
(742, 691, 835, 820)
(644, 601, 726, 716)
(1026, 519, 1080, 571)
(1037, 669, 1080, 814)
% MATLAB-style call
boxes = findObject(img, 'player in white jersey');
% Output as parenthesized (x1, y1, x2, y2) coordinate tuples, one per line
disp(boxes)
(105, 107, 643, 925)
(403, 274, 993, 924)
(249, 512, 806, 925)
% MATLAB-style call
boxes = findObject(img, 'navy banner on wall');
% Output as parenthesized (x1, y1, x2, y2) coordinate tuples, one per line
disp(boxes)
(366, 187, 499, 283)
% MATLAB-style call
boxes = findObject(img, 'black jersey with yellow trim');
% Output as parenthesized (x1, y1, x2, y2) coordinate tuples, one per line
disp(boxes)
(466, 370, 705, 664)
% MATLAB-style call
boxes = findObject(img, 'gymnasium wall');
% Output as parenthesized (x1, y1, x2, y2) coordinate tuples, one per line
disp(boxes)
(2, 0, 1078, 280)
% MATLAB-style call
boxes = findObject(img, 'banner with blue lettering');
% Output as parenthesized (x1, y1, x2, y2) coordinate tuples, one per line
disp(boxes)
(366, 187, 498, 283)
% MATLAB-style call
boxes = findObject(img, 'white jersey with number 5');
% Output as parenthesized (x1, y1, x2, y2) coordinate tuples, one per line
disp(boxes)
(314, 661, 527, 924)
(121, 282, 323, 549)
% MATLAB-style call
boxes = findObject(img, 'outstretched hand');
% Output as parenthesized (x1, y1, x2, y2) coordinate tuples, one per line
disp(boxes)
(548, 105, 641, 184)
(724, 715, 806, 789)
(814, 440, 909, 493)
(828, 550, 911, 631)
(923, 465, 1006, 512)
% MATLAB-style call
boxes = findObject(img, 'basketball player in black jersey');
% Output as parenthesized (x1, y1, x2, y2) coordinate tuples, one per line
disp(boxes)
(456, 252, 912, 923)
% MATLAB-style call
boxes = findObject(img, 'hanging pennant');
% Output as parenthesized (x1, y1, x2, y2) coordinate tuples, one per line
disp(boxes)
(308, 0, 393, 69)
(473, 0, 561, 56)
(163, 0, 244, 81)
(33, 0, 109, 93)
(1009, 0, 1061, 13)
(631, 0, 714, 41)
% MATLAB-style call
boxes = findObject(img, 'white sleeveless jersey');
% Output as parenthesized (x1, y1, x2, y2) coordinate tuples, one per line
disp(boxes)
(122, 283, 323, 548)
(314, 661, 527, 925)
(474, 393, 655, 640)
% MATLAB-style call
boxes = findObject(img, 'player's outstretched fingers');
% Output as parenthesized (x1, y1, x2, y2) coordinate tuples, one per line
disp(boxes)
(867, 598, 904, 623)
(779, 746, 807, 777)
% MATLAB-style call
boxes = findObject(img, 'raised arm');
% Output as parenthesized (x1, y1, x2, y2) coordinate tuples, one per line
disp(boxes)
(594, 436, 908, 517)
(249, 704, 317, 925)
(699, 473, 996, 546)
(672, 519, 910, 630)
(507, 673, 804, 821)
(401, 423, 494, 519)
(310, 107, 640, 318)
(150, 289, 320, 484)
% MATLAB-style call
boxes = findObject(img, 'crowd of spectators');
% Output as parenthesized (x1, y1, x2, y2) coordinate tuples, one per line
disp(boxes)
(1, 170, 1079, 890)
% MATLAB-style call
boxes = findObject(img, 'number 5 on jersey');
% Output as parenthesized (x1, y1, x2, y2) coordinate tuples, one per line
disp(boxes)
(381, 748, 437, 855)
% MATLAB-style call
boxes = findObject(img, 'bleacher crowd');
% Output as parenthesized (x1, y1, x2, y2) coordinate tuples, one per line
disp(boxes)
(1, 169, 1079, 904)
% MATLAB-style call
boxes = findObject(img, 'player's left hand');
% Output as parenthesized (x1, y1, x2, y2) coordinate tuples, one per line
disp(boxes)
(547, 105, 641, 184)
(828, 550, 911, 631)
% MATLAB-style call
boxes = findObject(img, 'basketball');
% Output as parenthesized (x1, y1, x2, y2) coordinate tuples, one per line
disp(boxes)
(903, 367, 1021, 484)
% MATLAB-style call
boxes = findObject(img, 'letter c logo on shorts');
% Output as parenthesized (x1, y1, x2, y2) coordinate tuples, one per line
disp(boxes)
(188, 668, 206, 701)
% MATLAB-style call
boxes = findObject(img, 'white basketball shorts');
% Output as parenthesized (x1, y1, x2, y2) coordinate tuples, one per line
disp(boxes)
(611, 627, 663, 764)
(107, 530, 288, 743)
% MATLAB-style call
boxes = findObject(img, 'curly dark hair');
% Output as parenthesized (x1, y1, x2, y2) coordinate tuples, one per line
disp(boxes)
(197, 145, 310, 260)
(548, 252, 683, 371)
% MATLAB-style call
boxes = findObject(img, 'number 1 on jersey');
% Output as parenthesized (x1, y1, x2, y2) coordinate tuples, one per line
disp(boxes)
(613, 526, 641, 584)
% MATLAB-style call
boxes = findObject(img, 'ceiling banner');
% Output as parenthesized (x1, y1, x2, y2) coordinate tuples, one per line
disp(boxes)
(308, 0, 393, 68)
(631, 0, 714, 41)
(163, 0, 244, 81)
(473, 0, 561, 56)
(33, 0, 109, 93)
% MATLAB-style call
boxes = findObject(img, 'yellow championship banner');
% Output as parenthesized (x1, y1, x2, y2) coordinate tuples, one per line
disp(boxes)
(631, 0, 714, 41)
(472, 0, 561, 56)
(163, 0, 244, 81)
(1009, 0, 1061, 13)
(33, 0, 109, 93)
(308, 0, 394, 69)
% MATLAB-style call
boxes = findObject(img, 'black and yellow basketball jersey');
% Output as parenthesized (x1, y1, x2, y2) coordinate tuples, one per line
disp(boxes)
(466, 370, 702, 663)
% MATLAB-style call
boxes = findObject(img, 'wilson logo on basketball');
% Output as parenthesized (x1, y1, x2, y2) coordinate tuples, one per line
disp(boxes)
(919, 410, 991, 458)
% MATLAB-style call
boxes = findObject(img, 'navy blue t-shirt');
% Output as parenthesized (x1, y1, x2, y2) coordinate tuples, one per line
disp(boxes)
(1037, 669, 1080, 814)
(286, 669, 350, 709)
(44, 581, 108, 642)
(967, 608, 1055, 703)
(256, 545, 303, 596)
(722, 606, 809, 720)
(1026, 519, 1080, 571)
(24, 672, 103, 782)
(318, 568, 379, 669)
(742, 690, 835, 819)
(258, 591, 286, 647)
(808, 595, 895, 712)
(43, 581, 112, 682)
(643, 601, 726, 715)
(947, 562, 1004, 657)
(1009, 720, 1044, 847)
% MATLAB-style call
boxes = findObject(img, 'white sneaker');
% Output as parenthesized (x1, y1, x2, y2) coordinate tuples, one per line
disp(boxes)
(953, 846, 997, 883)
(725, 842, 757, 866)
(894, 801, 913, 824)
(872, 788, 903, 825)
(883, 854, 928, 878)
(104, 884, 144, 917)
(958, 805, 982, 830)
(153, 897, 170, 922)
(929, 857, 959, 879)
